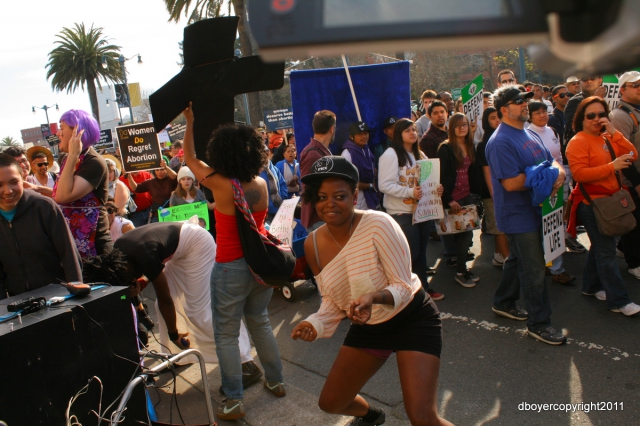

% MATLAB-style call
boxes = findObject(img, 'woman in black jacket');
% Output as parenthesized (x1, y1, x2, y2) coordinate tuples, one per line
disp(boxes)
(437, 113, 483, 288)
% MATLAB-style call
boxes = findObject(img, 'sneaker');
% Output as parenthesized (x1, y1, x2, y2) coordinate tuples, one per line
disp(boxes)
(492, 306, 528, 321)
(610, 302, 640, 316)
(583, 290, 607, 301)
(264, 380, 286, 397)
(426, 267, 437, 275)
(427, 289, 445, 301)
(446, 257, 457, 268)
(527, 326, 567, 345)
(219, 360, 264, 395)
(455, 272, 477, 288)
(552, 272, 576, 285)
(576, 225, 586, 233)
(217, 398, 245, 420)
(629, 266, 640, 280)
(565, 236, 586, 253)
(492, 253, 505, 267)
(345, 409, 386, 425)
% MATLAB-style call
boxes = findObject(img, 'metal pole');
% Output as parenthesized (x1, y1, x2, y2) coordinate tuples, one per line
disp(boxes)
(518, 47, 527, 83)
(110, 349, 216, 426)
(120, 55, 134, 124)
(341, 55, 362, 121)
(242, 94, 251, 126)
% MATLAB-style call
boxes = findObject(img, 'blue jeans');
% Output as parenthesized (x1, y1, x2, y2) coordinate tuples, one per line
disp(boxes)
(128, 208, 150, 227)
(391, 214, 430, 291)
(493, 230, 553, 331)
(211, 258, 283, 400)
(577, 203, 632, 309)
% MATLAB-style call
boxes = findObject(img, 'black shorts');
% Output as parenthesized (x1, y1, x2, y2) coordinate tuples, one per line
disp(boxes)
(343, 288, 442, 358)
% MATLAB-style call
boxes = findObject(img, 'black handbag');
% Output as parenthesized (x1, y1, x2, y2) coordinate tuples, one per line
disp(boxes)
(578, 137, 636, 237)
(232, 179, 296, 288)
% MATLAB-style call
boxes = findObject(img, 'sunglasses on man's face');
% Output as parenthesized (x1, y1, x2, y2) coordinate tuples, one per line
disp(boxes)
(585, 111, 607, 120)
(35, 162, 49, 167)
(554, 93, 570, 99)
(625, 82, 640, 89)
(507, 98, 526, 106)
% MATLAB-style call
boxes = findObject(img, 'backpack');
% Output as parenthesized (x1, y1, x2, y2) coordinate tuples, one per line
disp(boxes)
(618, 104, 639, 137)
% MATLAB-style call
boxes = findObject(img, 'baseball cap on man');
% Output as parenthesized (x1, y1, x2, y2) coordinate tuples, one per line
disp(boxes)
(493, 87, 534, 110)
(301, 156, 359, 185)
(349, 121, 372, 135)
(618, 71, 640, 87)
(383, 117, 398, 128)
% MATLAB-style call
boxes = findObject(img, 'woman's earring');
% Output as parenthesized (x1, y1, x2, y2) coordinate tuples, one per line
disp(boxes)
(353, 200, 357, 205)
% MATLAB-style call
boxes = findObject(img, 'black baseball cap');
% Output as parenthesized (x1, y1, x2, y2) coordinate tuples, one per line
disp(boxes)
(301, 156, 359, 185)
(493, 87, 534, 110)
(348, 121, 372, 135)
(382, 116, 398, 128)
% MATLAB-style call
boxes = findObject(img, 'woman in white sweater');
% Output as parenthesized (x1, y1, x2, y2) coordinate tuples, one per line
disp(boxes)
(378, 118, 444, 301)
(292, 156, 452, 426)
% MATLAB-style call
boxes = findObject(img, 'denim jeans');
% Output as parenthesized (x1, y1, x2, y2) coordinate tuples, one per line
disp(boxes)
(128, 208, 150, 227)
(211, 258, 283, 400)
(550, 255, 565, 275)
(577, 202, 632, 309)
(493, 230, 553, 331)
(442, 195, 474, 273)
(391, 214, 430, 291)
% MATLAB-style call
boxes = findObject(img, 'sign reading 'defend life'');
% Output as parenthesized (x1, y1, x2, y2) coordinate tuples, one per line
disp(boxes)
(94, 129, 114, 150)
(413, 159, 444, 224)
(462, 74, 484, 125)
(264, 108, 293, 131)
(542, 190, 565, 263)
(269, 198, 299, 246)
(603, 69, 640, 111)
(158, 202, 210, 230)
(116, 122, 162, 172)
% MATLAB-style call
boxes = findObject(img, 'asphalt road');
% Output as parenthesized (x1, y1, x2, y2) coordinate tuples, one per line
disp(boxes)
(145, 229, 639, 426)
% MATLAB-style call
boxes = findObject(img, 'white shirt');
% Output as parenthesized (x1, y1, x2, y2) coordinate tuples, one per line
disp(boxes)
(378, 148, 424, 215)
(341, 149, 369, 210)
(528, 123, 562, 164)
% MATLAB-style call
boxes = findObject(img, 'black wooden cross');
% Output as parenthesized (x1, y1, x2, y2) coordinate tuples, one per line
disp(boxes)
(149, 16, 285, 159)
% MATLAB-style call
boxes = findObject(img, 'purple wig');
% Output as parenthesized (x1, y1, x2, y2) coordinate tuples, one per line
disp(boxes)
(59, 109, 101, 150)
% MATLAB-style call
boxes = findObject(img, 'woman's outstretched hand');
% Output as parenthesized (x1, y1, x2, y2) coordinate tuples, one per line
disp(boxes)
(183, 102, 194, 124)
(348, 293, 374, 325)
(291, 321, 317, 341)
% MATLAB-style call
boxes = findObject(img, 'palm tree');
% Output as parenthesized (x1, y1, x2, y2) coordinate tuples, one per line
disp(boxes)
(46, 23, 122, 124)
(164, 0, 264, 126)
(1, 136, 20, 147)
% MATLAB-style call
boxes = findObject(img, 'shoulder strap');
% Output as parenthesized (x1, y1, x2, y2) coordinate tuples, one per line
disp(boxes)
(578, 183, 594, 203)
(602, 137, 623, 189)
(618, 104, 639, 135)
(312, 229, 321, 268)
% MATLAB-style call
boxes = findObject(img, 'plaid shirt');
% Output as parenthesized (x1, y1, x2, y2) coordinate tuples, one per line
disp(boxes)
(419, 125, 448, 158)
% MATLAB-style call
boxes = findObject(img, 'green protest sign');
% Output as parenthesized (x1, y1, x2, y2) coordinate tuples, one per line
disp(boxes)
(461, 74, 484, 125)
(542, 190, 564, 263)
(451, 87, 462, 101)
(158, 201, 209, 230)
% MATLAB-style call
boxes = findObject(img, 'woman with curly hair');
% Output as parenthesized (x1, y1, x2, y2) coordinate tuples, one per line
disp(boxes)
(182, 103, 284, 420)
(53, 109, 112, 257)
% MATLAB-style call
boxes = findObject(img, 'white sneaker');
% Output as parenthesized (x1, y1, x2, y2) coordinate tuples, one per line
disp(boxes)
(611, 302, 640, 316)
(595, 291, 606, 301)
(492, 253, 505, 267)
(628, 267, 640, 280)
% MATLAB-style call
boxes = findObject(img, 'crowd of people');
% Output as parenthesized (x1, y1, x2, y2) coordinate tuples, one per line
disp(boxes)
(1, 68, 639, 425)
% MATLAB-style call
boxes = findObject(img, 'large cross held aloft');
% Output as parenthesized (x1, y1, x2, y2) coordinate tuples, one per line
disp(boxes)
(149, 16, 285, 159)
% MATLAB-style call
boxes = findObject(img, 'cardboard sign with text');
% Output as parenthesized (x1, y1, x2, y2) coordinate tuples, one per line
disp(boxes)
(264, 108, 294, 131)
(269, 198, 299, 246)
(94, 129, 114, 150)
(158, 201, 209, 230)
(462, 74, 484, 125)
(413, 159, 444, 224)
(116, 122, 162, 172)
(542, 191, 565, 263)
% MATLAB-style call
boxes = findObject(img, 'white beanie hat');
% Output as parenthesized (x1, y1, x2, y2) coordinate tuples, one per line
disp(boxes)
(177, 166, 195, 182)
